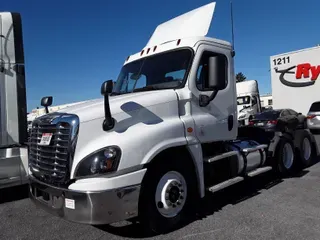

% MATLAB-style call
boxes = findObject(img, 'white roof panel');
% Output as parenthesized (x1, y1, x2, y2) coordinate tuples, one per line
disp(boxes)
(145, 2, 216, 48)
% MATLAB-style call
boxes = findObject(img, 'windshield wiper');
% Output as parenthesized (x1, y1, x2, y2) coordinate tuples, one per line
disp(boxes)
(111, 85, 160, 95)
(133, 85, 158, 93)
(110, 92, 124, 96)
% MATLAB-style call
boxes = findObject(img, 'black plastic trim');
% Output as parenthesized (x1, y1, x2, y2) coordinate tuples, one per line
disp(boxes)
(11, 13, 27, 144)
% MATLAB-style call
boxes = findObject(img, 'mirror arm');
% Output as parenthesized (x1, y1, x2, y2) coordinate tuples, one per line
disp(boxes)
(208, 89, 218, 102)
(101, 80, 115, 131)
(102, 94, 115, 131)
(199, 89, 218, 107)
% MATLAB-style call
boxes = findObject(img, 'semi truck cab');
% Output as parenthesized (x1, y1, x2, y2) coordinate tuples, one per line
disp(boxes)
(28, 2, 318, 233)
(236, 80, 262, 125)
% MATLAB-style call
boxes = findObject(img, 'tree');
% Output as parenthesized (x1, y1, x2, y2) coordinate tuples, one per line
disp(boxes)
(236, 72, 246, 82)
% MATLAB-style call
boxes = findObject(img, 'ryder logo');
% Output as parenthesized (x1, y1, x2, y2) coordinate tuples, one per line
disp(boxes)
(274, 63, 320, 87)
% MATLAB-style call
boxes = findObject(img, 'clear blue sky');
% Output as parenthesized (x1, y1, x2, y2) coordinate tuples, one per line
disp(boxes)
(2, 0, 320, 111)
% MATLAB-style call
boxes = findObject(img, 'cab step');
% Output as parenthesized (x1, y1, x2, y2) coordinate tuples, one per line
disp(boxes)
(206, 166, 273, 193)
(204, 151, 238, 163)
(207, 176, 244, 193)
(247, 166, 272, 177)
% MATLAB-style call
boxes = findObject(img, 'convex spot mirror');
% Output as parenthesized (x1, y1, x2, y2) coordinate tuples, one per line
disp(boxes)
(101, 80, 113, 95)
(41, 96, 53, 107)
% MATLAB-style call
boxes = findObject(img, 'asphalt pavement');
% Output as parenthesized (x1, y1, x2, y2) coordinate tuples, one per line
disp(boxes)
(1, 136, 320, 240)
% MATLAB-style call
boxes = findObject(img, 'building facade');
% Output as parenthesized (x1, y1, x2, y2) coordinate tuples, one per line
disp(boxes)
(260, 94, 273, 108)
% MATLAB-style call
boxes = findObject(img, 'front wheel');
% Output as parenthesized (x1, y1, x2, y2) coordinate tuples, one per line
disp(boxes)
(138, 161, 197, 234)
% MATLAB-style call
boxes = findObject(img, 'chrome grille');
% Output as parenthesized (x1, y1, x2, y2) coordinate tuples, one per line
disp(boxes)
(28, 113, 79, 186)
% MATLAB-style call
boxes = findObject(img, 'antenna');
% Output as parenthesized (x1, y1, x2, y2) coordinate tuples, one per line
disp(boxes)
(230, 0, 235, 57)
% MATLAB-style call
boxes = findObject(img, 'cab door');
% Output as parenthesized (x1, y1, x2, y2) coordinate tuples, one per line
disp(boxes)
(188, 43, 237, 143)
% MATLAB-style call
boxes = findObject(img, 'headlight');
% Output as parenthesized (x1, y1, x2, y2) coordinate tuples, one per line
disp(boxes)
(75, 146, 121, 178)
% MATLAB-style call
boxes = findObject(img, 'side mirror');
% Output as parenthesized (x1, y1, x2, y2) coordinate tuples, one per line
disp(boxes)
(101, 80, 114, 95)
(41, 96, 53, 114)
(199, 56, 226, 107)
(207, 56, 226, 90)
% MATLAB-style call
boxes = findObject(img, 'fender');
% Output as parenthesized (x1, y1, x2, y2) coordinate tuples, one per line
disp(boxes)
(142, 143, 205, 199)
(268, 132, 293, 157)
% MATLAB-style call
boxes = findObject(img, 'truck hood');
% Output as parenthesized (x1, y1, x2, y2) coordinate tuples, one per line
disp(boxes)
(57, 90, 178, 123)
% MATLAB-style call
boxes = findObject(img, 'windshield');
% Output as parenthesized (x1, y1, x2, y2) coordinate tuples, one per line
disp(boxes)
(309, 102, 320, 112)
(237, 96, 251, 105)
(113, 49, 193, 95)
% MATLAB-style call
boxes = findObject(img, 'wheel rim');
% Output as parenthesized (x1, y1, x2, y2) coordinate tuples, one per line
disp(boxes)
(302, 138, 311, 161)
(155, 171, 187, 218)
(282, 143, 294, 169)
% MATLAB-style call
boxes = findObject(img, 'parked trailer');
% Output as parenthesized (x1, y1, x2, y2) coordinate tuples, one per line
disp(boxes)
(270, 45, 320, 115)
(28, 2, 319, 234)
(0, 12, 28, 189)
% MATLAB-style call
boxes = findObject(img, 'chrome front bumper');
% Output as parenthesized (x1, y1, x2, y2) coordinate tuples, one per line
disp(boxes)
(29, 175, 141, 225)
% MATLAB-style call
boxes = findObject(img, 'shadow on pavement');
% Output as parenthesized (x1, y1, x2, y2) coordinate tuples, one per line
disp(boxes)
(0, 184, 29, 204)
(95, 160, 319, 238)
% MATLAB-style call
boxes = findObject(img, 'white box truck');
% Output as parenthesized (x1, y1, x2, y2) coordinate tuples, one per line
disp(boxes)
(270, 45, 320, 115)
(0, 12, 29, 189)
(28, 2, 319, 233)
(236, 80, 262, 125)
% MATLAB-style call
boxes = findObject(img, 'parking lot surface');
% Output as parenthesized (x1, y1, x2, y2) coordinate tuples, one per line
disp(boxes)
(1, 137, 320, 240)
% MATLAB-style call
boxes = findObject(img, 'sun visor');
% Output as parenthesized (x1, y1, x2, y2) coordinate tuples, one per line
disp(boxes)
(145, 2, 216, 48)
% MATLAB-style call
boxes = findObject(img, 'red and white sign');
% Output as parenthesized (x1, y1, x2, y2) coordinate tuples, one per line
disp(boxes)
(270, 45, 320, 115)
(296, 63, 320, 81)
(39, 133, 53, 146)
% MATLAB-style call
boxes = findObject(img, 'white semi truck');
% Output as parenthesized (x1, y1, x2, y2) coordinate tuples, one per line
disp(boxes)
(28, 2, 319, 233)
(270, 45, 320, 115)
(236, 80, 262, 125)
(0, 12, 29, 189)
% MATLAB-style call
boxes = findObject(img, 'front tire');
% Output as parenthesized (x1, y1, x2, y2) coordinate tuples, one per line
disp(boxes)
(138, 161, 197, 234)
